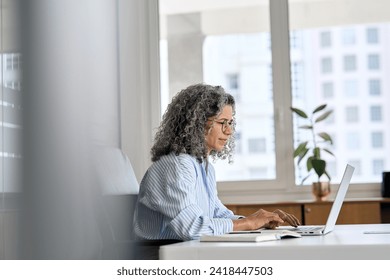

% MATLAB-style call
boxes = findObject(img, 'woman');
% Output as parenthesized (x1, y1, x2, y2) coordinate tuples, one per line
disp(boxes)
(133, 83, 300, 240)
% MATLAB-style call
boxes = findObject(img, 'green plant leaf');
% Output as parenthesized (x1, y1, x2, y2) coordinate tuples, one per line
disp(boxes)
(318, 132, 333, 144)
(297, 148, 309, 165)
(306, 156, 314, 172)
(313, 147, 321, 158)
(290, 107, 308, 118)
(312, 104, 327, 114)
(312, 159, 326, 180)
(314, 110, 333, 123)
(323, 148, 334, 157)
(299, 125, 313, 129)
(293, 142, 308, 158)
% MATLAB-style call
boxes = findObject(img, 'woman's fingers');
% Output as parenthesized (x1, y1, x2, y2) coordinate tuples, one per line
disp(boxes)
(274, 209, 301, 227)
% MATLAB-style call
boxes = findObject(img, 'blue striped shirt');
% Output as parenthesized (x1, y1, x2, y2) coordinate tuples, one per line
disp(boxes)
(133, 153, 240, 240)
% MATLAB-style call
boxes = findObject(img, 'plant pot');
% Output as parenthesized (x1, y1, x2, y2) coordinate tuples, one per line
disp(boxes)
(312, 182, 331, 201)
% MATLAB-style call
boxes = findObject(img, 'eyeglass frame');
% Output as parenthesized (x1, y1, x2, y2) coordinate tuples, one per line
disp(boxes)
(209, 118, 235, 133)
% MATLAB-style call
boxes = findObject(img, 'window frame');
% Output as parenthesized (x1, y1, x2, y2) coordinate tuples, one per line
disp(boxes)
(122, 0, 382, 204)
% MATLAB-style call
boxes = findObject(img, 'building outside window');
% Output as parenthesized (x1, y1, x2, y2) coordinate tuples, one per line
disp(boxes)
(343, 55, 357, 71)
(345, 106, 359, 123)
(366, 27, 379, 44)
(321, 57, 333, 73)
(370, 105, 382, 122)
(322, 82, 334, 99)
(371, 131, 383, 148)
(320, 31, 331, 47)
(369, 79, 381, 96)
(373, 159, 384, 175)
(368, 54, 380, 70)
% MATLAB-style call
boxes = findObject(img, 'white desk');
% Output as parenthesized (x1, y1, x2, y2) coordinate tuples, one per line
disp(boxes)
(160, 224, 390, 259)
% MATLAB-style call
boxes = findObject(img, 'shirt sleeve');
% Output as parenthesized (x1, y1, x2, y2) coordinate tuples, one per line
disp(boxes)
(213, 197, 245, 220)
(142, 155, 233, 240)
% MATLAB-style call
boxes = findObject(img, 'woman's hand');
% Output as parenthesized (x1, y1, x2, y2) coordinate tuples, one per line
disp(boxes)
(273, 209, 301, 228)
(232, 208, 301, 231)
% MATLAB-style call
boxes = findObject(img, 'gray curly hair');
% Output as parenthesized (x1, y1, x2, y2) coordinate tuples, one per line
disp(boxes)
(151, 83, 236, 164)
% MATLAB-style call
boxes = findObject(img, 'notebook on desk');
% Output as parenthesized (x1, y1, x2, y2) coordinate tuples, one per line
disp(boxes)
(232, 164, 355, 236)
(201, 230, 301, 242)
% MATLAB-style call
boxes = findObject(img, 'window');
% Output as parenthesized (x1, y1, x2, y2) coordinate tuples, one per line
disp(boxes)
(320, 31, 331, 47)
(1, 54, 23, 195)
(227, 73, 239, 90)
(345, 106, 359, 123)
(371, 132, 383, 148)
(226, 73, 240, 102)
(322, 82, 334, 99)
(343, 55, 356, 71)
(368, 54, 380, 70)
(321, 57, 332, 73)
(234, 132, 242, 154)
(159, 0, 277, 183)
(288, 1, 390, 185)
(373, 159, 384, 175)
(366, 27, 379, 44)
(5, 53, 21, 71)
(158, 0, 390, 196)
(369, 79, 381, 96)
(370, 105, 382, 122)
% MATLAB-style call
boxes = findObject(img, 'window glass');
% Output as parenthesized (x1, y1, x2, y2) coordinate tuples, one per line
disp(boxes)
(367, 27, 379, 44)
(159, 0, 275, 182)
(373, 159, 384, 175)
(1, 3, 22, 194)
(368, 54, 380, 70)
(343, 55, 357, 71)
(370, 105, 382, 122)
(321, 57, 332, 73)
(371, 131, 383, 148)
(322, 82, 333, 98)
(369, 79, 381, 96)
(345, 106, 359, 122)
(320, 31, 331, 47)
(289, 0, 390, 184)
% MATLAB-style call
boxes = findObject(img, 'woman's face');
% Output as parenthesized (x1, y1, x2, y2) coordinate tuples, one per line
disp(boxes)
(205, 105, 233, 154)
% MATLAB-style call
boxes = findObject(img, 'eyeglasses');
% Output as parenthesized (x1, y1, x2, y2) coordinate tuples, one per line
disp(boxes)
(213, 119, 234, 133)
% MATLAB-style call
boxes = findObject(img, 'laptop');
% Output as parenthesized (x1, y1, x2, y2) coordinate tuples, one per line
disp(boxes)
(233, 164, 355, 236)
(275, 164, 355, 236)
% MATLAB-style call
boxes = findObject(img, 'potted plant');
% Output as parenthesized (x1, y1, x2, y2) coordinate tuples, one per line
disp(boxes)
(290, 104, 334, 200)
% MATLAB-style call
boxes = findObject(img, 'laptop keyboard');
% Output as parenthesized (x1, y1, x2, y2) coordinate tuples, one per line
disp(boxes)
(290, 226, 323, 232)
